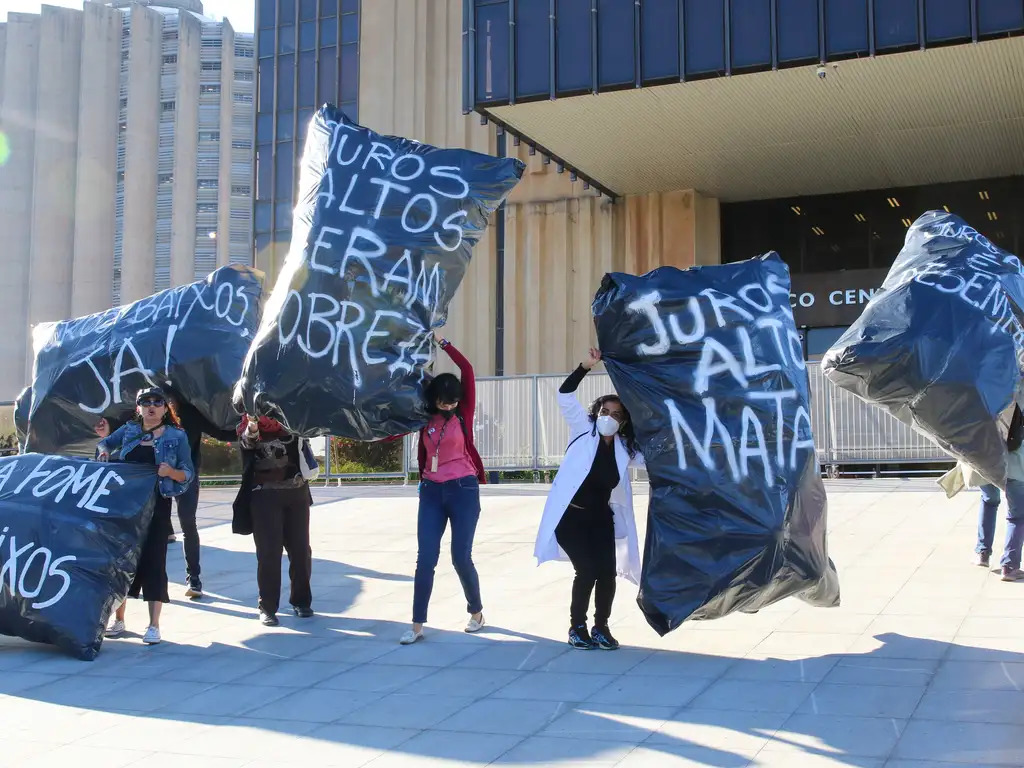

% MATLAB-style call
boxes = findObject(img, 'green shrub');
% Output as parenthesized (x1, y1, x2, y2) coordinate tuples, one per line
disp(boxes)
(329, 438, 402, 473)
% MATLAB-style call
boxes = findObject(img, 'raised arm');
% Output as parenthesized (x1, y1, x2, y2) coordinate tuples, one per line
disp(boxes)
(439, 338, 475, 427)
(558, 348, 602, 438)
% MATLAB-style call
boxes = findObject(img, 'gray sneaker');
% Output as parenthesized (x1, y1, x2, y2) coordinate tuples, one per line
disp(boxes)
(1001, 567, 1024, 582)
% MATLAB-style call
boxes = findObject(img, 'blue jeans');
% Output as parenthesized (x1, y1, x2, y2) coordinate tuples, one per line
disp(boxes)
(977, 481, 1024, 569)
(413, 477, 483, 624)
(175, 476, 201, 587)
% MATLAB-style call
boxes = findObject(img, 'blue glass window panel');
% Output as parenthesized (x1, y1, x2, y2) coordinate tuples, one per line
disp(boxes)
(277, 53, 294, 104)
(320, 17, 338, 46)
(978, 0, 1024, 34)
(258, 59, 274, 111)
(278, 25, 295, 54)
(255, 201, 272, 234)
(300, 0, 316, 21)
(275, 201, 294, 230)
(341, 44, 359, 102)
(275, 144, 294, 198)
(730, 0, 771, 70)
(258, 0, 275, 29)
(318, 46, 337, 102)
(341, 13, 358, 43)
(516, 0, 549, 98)
(874, 0, 917, 48)
(279, 0, 296, 23)
(598, 0, 635, 87)
(298, 51, 315, 106)
(826, 0, 869, 55)
(276, 111, 294, 142)
(256, 113, 273, 143)
(684, 0, 725, 74)
(925, 0, 971, 42)
(258, 28, 275, 57)
(256, 144, 272, 199)
(300, 20, 316, 50)
(556, 0, 592, 93)
(777, 0, 819, 61)
(475, 2, 510, 102)
(641, 0, 680, 81)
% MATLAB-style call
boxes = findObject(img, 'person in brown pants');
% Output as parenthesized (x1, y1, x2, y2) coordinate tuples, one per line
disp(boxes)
(233, 414, 313, 626)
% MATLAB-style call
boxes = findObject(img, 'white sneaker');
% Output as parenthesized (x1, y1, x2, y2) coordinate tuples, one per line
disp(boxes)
(142, 626, 161, 645)
(399, 629, 423, 645)
(104, 619, 125, 638)
(465, 614, 486, 633)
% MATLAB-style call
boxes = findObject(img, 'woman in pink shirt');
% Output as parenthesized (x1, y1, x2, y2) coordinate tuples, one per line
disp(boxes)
(400, 338, 487, 645)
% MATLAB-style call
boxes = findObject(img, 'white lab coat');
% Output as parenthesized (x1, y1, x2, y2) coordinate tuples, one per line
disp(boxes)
(533, 389, 645, 585)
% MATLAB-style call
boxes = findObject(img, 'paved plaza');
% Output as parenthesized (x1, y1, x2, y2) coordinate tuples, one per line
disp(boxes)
(3, 479, 1024, 767)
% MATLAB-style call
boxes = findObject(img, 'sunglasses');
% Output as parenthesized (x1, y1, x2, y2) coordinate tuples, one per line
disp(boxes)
(139, 398, 165, 408)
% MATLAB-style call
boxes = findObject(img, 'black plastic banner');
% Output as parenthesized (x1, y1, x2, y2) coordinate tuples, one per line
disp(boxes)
(823, 211, 1024, 488)
(236, 106, 524, 439)
(26, 265, 264, 456)
(0, 454, 156, 660)
(594, 253, 840, 635)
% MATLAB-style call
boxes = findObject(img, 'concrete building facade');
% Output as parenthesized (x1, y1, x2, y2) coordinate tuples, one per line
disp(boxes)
(0, 0, 255, 399)
(257, 1, 1024, 378)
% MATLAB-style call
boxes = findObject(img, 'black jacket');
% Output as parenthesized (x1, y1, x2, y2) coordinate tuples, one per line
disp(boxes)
(231, 432, 313, 535)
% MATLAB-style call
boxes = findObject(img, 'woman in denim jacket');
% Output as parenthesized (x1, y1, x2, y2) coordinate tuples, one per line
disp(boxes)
(98, 386, 194, 645)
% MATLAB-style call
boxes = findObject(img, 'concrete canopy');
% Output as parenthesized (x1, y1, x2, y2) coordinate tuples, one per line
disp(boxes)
(485, 36, 1024, 202)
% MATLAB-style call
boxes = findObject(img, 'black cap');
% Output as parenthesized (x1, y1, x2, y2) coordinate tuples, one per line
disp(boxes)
(135, 386, 167, 405)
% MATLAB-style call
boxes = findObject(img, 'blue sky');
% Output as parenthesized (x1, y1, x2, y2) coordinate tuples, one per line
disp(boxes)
(1, 0, 254, 33)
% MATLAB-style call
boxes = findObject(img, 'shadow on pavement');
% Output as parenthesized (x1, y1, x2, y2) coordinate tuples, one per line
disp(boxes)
(2, 614, 1014, 766)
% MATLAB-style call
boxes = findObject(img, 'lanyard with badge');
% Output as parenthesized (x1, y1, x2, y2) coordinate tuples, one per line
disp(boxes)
(427, 417, 454, 473)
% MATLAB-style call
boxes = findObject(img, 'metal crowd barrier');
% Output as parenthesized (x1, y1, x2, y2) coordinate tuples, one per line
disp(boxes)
(406, 368, 952, 476)
(0, 367, 954, 482)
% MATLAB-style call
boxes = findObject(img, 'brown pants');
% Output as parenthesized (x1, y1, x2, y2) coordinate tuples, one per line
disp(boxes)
(250, 487, 312, 615)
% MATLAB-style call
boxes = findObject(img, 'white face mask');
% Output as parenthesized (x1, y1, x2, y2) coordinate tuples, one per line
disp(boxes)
(596, 415, 621, 437)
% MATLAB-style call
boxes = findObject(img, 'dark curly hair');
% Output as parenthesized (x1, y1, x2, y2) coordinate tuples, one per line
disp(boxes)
(425, 373, 464, 414)
(588, 394, 638, 459)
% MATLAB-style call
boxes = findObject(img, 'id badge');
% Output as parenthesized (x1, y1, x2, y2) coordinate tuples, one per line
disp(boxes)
(431, 455, 439, 473)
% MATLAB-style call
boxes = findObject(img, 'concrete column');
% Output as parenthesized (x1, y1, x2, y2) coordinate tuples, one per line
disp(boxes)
(120, 4, 163, 304)
(0, 24, 7, 91)
(0, 14, 38, 398)
(693, 191, 722, 266)
(216, 25, 235, 269)
(28, 6, 84, 336)
(170, 11, 200, 287)
(72, 3, 122, 317)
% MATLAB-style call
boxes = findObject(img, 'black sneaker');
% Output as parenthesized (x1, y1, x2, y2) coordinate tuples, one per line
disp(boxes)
(259, 610, 279, 627)
(592, 626, 620, 650)
(185, 580, 203, 599)
(977, 552, 991, 568)
(293, 606, 314, 618)
(568, 624, 595, 650)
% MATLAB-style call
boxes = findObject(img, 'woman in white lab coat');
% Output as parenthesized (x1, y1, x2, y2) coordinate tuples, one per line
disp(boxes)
(534, 349, 644, 650)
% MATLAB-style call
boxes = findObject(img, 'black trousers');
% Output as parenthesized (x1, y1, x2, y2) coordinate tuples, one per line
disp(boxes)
(555, 503, 616, 628)
(128, 494, 171, 603)
(250, 487, 312, 615)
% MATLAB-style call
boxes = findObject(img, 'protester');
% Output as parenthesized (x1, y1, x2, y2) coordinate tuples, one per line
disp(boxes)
(534, 349, 643, 650)
(233, 414, 314, 626)
(400, 338, 486, 645)
(98, 387, 194, 645)
(976, 405, 1024, 581)
(166, 393, 238, 599)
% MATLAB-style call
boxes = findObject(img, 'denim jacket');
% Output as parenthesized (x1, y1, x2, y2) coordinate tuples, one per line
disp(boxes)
(98, 421, 195, 498)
